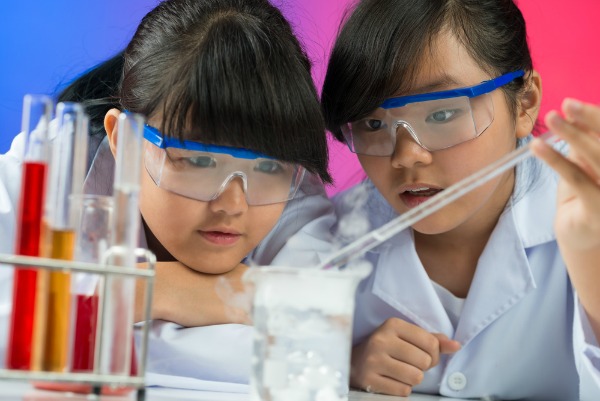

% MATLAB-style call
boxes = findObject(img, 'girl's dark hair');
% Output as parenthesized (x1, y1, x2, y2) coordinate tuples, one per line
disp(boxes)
(57, 52, 124, 139)
(60, 0, 331, 183)
(123, 0, 330, 182)
(57, 52, 124, 170)
(321, 0, 534, 140)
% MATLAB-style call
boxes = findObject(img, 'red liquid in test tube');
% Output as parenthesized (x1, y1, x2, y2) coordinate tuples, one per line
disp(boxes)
(72, 293, 138, 374)
(70, 293, 138, 373)
(71, 294, 98, 372)
(7, 161, 47, 370)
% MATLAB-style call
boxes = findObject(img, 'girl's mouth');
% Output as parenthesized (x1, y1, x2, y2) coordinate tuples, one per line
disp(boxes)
(399, 187, 443, 208)
(198, 230, 242, 246)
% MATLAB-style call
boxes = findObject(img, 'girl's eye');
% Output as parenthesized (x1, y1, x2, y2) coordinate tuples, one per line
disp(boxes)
(254, 160, 284, 174)
(364, 119, 385, 130)
(185, 156, 216, 168)
(426, 109, 459, 123)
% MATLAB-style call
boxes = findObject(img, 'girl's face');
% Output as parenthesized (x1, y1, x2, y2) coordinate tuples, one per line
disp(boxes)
(357, 32, 536, 238)
(105, 111, 286, 274)
(139, 161, 285, 274)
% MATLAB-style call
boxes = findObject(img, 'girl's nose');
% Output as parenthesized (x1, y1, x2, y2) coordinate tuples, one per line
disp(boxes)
(390, 123, 433, 169)
(209, 177, 249, 215)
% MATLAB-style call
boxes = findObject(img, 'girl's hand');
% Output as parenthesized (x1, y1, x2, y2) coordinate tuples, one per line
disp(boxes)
(532, 98, 600, 341)
(350, 318, 461, 397)
(531, 98, 600, 252)
(135, 261, 251, 327)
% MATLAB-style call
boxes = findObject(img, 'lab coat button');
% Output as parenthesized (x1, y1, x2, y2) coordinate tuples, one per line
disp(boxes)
(447, 372, 467, 391)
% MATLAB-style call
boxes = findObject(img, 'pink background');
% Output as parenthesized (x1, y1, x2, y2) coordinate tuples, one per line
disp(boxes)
(276, 0, 600, 195)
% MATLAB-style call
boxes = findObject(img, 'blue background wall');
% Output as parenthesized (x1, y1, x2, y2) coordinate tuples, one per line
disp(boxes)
(0, 1, 159, 153)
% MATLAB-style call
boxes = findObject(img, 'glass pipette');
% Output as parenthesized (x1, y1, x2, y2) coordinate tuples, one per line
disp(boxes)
(319, 132, 559, 270)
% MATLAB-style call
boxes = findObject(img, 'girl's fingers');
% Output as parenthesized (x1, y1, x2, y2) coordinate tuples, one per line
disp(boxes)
(531, 138, 600, 204)
(388, 319, 440, 357)
(378, 354, 425, 387)
(386, 335, 436, 371)
(432, 333, 462, 354)
(545, 111, 600, 179)
(562, 98, 600, 134)
(362, 373, 415, 397)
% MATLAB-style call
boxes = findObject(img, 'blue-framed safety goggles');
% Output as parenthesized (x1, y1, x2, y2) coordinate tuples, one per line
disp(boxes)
(341, 70, 525, 155)
(143, 125, 305, 205)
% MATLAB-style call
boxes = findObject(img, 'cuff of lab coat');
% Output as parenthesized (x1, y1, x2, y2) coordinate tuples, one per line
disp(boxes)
(573, 295, 600, 399)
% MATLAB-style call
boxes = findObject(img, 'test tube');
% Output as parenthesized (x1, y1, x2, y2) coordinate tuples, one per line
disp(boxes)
(96, 111, 145, 376)
(36, 103, 89, 372)
(69, 194, 113, 373)
(6, 95, 53, 370)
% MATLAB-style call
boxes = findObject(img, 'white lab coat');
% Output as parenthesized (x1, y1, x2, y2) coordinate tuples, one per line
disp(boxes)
(0, 132, 336, 386)
(0, 133, 25, 366)
(333, 154, 600, 400)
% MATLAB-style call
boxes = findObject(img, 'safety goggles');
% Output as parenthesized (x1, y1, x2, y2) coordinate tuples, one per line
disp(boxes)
(341, 70, 525, 155)
(143, 125, 305, 205)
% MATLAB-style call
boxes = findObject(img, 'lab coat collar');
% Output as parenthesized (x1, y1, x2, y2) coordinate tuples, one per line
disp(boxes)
(453, 205, 536, 345)
(372, 230, 455, 336)
(510, 157, 558, 248)
(370, 157, 558, 344)
(456, 158, 559, 345)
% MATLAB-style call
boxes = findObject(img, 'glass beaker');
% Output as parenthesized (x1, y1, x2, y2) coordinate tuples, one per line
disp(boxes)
(245, 265, 371, 401)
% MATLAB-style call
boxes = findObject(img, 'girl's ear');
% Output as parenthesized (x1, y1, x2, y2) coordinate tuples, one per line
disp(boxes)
(515, 70, 542, 139)
(104, 108, 121, 157)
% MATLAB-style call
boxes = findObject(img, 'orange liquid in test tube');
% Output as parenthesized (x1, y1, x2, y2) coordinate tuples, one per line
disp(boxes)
(32, 102, 88, 372)
(43, 229, 75, 371)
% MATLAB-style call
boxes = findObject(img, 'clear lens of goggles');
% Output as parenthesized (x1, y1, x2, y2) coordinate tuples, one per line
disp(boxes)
(144, 143, 305, 205)
(342, 92, 494, 155)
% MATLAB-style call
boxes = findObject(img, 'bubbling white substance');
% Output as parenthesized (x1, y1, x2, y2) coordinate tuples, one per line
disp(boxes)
(248, 265, 371, 401)
(251, 265, 371, 315)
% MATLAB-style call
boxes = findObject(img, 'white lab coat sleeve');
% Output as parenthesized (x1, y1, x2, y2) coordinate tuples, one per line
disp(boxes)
(0, 132, 25, 253)
(572, 291, 600, 400)
(138, 321, 253, 386)
(0, 132, 26, 367)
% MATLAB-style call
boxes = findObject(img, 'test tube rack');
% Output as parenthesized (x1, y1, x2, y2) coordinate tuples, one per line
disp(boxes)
(0, 248, 155, 401)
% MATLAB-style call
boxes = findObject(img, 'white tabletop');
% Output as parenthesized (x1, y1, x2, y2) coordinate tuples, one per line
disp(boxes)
(0, 380, 469, 401)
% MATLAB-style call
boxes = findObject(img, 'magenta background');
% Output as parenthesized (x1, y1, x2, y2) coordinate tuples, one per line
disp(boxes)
(277, 0, 600, 195)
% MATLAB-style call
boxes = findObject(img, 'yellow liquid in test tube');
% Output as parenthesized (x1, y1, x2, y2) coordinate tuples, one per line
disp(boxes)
(43, 229, 75, 371)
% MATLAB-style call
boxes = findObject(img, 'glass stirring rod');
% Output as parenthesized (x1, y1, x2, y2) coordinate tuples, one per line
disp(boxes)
(319, 132, 559, 270)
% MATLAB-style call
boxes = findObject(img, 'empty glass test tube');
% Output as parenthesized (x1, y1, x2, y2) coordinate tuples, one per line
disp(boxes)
(96, 111, 145, 376)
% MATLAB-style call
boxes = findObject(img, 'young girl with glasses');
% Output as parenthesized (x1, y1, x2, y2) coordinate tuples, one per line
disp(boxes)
(0, 0, 334, 384)
(321, 0, 600, 398)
